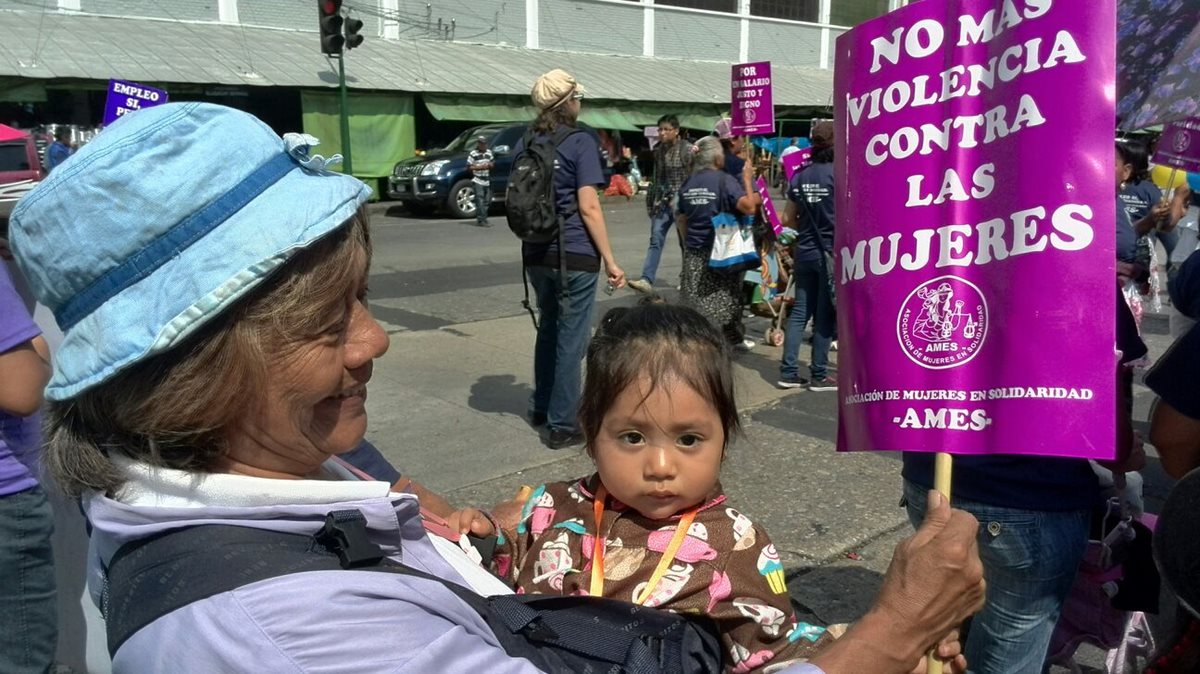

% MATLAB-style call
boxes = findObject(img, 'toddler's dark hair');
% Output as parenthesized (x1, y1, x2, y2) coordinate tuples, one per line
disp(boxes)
(579, 304, 740, 453)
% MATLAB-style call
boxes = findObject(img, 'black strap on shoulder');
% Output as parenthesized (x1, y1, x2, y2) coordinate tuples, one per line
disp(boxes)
(103, 509, 685, 672)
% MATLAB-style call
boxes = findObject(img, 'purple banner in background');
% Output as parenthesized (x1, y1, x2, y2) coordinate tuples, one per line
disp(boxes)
(103, 80, 169, 127)
(833, 0, 1116, 459)
(782, 147, 813, 182)
(1153, 117, 1200, 173)
(755, 176, 783, 235)
(731, 61, 774, 136)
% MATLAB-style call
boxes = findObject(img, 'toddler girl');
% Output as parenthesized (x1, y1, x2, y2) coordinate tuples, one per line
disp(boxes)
(493, 303, 833, 673)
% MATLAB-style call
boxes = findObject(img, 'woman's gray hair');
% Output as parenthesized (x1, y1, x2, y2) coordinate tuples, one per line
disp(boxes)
(694, 137, 723, 172)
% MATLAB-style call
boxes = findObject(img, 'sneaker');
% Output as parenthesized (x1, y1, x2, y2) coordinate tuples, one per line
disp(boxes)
(777, 376, 809, 389)
(476, 220, 492, 228)
(627, 278, 653, 294)
(809, 375, 838, 392)
(732, 338, 756, 353)
(830, 340, 839, 351)
(546, 429, 585, 450)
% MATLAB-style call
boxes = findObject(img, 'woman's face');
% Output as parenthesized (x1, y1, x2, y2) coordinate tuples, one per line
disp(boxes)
(227, 250, 389, 477)
(1116, 150, 1133, 190)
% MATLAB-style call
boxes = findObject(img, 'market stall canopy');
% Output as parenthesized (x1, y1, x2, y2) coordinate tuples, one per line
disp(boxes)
(0, 9, 833, 109)
(0, 123, 28, 142)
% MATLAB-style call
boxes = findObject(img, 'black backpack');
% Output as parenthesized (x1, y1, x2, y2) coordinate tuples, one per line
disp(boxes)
(506, 126, 584, 328)
(103, 510, 724, 674)
(506, 126, 582, 244)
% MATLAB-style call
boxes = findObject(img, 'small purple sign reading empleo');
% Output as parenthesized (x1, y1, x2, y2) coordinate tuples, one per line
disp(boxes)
(1153, 117, 1200, 174)
(731, 61, 774, 136)
(833, 0, 1116, 460)
(103, 80, 169, 127)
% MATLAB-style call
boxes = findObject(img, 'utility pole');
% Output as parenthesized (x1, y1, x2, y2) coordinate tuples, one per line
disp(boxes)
(337, 53, 352, 173)
(318, 0, 363, 175)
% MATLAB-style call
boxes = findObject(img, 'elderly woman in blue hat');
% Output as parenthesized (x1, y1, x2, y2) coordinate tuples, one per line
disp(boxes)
(10, 102, 983, 673)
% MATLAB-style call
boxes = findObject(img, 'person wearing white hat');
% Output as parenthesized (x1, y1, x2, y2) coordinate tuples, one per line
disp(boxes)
(520, 69, 626, 450)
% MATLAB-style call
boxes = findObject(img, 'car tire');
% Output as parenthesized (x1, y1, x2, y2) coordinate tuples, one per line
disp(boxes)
(446, 179, 477, 219)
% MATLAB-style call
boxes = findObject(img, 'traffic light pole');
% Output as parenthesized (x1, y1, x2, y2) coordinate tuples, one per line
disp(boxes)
(338, 52, 353, 174)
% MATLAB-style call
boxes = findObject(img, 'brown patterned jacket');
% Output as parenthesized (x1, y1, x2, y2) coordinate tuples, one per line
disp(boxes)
(493, 475, 834, 673)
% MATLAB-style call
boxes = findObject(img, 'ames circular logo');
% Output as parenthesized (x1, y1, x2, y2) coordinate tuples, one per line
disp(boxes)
(1173, 129, 1191, 154)
(742, 108, 756, 124)
(896, 276, 988, 370)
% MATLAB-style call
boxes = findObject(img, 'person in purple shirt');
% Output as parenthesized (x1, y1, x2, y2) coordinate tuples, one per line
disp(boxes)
(9, 102, 984, 674)
(0, 262, 55, 674)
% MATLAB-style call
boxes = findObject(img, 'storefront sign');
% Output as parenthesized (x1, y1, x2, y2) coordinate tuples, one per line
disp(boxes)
(833, 0, 1116, 459)
(731, 61, 774, 136)
(1153, 117, 1200, 173)
(103, 80, 169, 126)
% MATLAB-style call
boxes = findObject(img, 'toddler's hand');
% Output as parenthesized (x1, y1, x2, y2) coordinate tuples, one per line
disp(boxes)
(447, 508, 494, 537)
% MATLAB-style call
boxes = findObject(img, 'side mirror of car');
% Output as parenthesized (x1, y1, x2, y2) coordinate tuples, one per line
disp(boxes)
(493, 144, 510, 156)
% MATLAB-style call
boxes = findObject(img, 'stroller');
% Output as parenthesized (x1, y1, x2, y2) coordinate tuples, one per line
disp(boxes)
(1046, 483, 1160, 673)
(749, 227, 797, 346)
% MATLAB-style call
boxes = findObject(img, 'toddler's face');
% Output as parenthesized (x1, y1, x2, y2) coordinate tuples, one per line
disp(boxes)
(592, 375, 724, 520)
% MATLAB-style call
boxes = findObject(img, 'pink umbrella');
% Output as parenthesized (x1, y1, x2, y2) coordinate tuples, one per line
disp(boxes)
(0, 124, 29, 142)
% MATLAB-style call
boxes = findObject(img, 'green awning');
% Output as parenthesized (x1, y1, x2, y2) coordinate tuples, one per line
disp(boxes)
(301, 90, 416, 181)
(424, 95, 536, 124)
(425, 94, 697, 133)
(0, 79, 46, 103)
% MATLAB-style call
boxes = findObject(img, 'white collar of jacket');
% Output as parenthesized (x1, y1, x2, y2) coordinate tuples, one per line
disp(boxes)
(112, 456, 393, 509)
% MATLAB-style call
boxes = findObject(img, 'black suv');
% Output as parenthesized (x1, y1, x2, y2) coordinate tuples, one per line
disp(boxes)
(388, 122, 608, 218)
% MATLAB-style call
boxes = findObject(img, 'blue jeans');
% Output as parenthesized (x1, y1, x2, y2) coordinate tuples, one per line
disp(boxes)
(902, 481, 1089, 674)
(780, 259, 835, 380)
(1154, 227, 1179, 268)
(638, 207, 677, 284)
(472, 181, 491, 223)
(527, 266, 599, 433)
(0, 486, 57, 674)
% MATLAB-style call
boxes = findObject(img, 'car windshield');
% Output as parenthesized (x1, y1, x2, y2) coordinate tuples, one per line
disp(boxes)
(0, 143, 31, 172)
(441, 127, 501, 152)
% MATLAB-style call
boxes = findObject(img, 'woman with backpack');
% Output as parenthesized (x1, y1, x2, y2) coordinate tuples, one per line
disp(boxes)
(514, 69, 626, 450)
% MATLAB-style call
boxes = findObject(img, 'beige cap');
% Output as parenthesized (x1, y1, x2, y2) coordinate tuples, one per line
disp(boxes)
(531, 69, 586, 110)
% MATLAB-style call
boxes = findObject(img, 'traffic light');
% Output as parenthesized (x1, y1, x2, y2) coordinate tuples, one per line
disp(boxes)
(344, 16, 364, 50)
(318, 0, 344, 55)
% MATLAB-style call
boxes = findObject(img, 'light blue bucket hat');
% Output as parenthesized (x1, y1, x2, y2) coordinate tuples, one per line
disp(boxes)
(9, 102, 371, 401)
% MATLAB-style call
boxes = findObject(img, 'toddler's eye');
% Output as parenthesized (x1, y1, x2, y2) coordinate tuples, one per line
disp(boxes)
(677, 434, 700, 448)
(619, 431, 645, 445)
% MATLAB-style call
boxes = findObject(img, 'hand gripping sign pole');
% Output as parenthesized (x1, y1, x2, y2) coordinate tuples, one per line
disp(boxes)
(833, 0, 1116, 672)
(927, 452, 952, 674)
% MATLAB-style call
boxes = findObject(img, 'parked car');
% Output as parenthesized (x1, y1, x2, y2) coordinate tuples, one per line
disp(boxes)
(388, 122, 610, 219)
(0, 130, 43, 221)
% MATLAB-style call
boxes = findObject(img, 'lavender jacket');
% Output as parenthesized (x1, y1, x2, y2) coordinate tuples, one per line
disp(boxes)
(85, 460, 826, 674)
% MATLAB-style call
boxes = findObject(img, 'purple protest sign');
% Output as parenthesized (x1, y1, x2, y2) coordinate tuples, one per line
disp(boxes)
(755, 176, 783, 235)
(782, 147, 813, 182)
(103, 80, 169, 127)
(731, 61, 774, 136)
(1153, 117, 1200, 173)
(833, 0, 1116, 459)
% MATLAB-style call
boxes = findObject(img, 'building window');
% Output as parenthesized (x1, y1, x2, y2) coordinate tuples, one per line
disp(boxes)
(750, 0, 819, 22)
(829, 0, 891, 27)
(655, 0, 738, 13)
